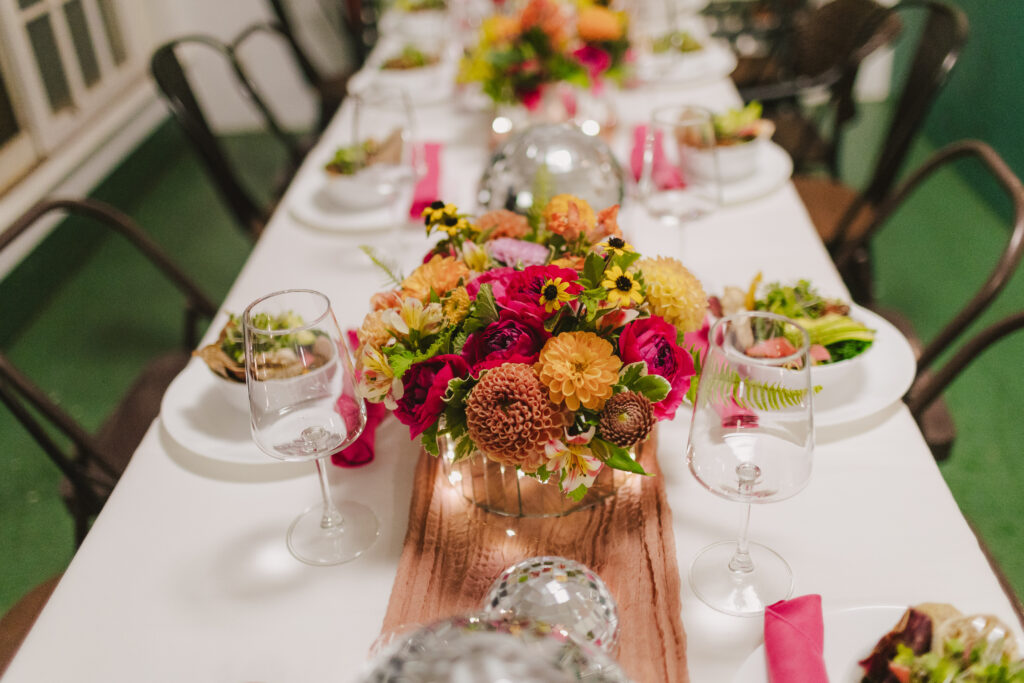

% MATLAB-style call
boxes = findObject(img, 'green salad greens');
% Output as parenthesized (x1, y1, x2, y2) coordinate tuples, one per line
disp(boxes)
(712, 101, 765, 145)
(892, 640, 1024, 682)
(396, 0, 446, 11)
(381, 45, 437, 70)
(220, 312, 314, 364)
(325, 141, 372, 176)
(652, 31, 703, 54)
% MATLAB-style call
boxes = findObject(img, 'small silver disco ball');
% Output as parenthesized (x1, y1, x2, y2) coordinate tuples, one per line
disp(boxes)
(478, 124, 626, 215)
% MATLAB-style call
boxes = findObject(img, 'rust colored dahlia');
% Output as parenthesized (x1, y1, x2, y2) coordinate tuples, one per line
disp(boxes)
(535, 331, 621, 411)
(477, 209, 529, 240)
(637, 256, 707, 333)
(598, 392, 654, 447)
(465, 363, 565, 472)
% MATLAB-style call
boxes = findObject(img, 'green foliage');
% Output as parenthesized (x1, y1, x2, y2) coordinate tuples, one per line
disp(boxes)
(358, 245, 405, 287)
(590, 438, 649, 475)
(700, 361, 812, 412)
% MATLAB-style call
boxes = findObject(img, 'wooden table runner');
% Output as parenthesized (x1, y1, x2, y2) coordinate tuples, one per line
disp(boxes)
(380, 434, 689, 682)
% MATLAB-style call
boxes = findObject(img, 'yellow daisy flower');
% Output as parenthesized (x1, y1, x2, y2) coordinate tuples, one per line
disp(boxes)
(421, 201, 459, 234)
(538, 277, 576, 313)
(535, 331, 621, 411)
(599, 236, 635, 256)
(601, 265, 643, 307)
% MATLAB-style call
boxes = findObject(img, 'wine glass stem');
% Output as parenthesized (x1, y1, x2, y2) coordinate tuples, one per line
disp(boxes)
(728, 502, 754, 574)
(315, 458, 345, 531)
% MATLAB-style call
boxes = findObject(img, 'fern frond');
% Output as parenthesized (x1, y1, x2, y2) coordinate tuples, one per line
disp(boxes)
(359, 245, 405, 287)
(700, 364, 811, 412)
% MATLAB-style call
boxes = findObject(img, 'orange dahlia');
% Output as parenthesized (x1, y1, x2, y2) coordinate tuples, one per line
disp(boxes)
(477, 209, 529, 240)
(544, 194, 595, 242)
(577, 6, 624, 42)
(400, 254, 470, 302)
(465, 363, 565, 472)
(535, 331, 622, 411)
(519, 0, 568, 46)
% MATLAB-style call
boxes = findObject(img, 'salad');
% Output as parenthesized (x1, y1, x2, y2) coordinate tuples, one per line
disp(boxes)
(712, 101, 774, 146)
(651, 30, 703, 54)
(381, 45, 439, 70)
(395, 0, 446, 11)
(324, 130, 403, 176)
(710, 276, 875, 365)
(861, 604, 1023, 682)
(193, 312, 327, 383)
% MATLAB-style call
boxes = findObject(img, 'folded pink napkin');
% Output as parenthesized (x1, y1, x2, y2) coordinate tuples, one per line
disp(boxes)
(630, 125, 685, 190)
(331, 330, 386, 468)
(409, 142, 442, 219)
(765, 595, 829, 683)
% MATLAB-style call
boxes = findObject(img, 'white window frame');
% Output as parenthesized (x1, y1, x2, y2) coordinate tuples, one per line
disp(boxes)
(0, 0, 147, 154)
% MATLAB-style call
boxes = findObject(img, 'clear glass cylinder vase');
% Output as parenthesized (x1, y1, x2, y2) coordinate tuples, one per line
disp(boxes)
(437, 436, 629, 517)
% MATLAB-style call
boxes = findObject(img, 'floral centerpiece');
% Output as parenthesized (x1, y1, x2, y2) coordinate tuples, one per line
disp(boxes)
(354, 196, 707, 500)
(458, 0, 630, 110)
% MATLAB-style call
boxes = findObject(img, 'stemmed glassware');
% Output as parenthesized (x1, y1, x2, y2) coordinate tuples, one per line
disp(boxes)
(243, 289, 379, 566)
(640, 104, 721, 225)
(686, 311, 814, 616)
(349, 86, 420, 218)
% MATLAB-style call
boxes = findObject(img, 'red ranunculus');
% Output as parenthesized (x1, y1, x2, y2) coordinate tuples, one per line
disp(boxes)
(462, 309, 550, 373)
(500, 265, 581, 320)
(466, 267, 516, 301)
(619, 316, 695, 420)
(394, 355, 469, 438)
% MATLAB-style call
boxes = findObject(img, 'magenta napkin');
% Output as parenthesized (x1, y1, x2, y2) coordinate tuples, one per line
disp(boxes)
(331, 330, 386, 468)
(765, 595, 829, 683)
(630, 125, 685, 189)
(409, 142, 442, 219)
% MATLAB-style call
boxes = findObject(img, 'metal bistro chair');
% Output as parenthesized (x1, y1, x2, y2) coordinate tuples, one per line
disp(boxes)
(150, 24, 313, 241)
(266, 0, 374, 133)
(795, 0, 969, 257)
(833, 140, 1024, 461)
(904, 310, 1024, 624)
(737, 0, 903, 178)
(0, 198, 217, 545)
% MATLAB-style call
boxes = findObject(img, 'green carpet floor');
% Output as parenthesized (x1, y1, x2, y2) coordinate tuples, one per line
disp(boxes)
(1, 104, 1023, 620)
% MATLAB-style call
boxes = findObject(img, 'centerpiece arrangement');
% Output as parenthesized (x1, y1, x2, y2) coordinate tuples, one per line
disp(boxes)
(458, 0, 630, 113)
(353, 195, 707, 505)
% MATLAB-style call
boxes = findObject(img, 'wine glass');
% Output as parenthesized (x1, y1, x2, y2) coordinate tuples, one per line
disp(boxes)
(640, 104, 721, 224)
(243, 289, 379, 566)
(686, 311, 814, 616)
(349, 85, 420, 213)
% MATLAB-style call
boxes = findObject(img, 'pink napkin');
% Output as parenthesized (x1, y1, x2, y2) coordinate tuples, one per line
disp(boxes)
(409, 142, 442, 219)
(630, 125, 685, 190)
(765, 595, 829, 683)
(331, 330, 387, 468)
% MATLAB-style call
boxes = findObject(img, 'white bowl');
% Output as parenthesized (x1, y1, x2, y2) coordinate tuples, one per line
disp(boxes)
(211, 373, 250, 413)
(809, 339, 875, 396)
(321, 164, 415, 210)
(687, 138, 761, 183)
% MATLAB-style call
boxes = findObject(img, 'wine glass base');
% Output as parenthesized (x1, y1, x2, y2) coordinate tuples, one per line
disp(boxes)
(689, 540, 793, 617)
(287, 501, 380, 567)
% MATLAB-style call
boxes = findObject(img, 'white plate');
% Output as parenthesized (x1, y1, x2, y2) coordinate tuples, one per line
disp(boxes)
(732, 604, 906, 683)
(160, 358, 273, 465)
(635, 40, 738, 86)
(287, 170, 412, 234)
(813, 304, 916, 427)
(719, 141, 793, 206)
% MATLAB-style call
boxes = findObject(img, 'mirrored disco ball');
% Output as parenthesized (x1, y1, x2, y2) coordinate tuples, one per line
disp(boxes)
(478, 124, 626, 215)
(357, 614, 632, 683)
(482, 556, 620, 652)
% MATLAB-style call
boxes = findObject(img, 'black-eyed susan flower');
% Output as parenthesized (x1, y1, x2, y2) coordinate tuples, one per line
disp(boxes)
(601, 265, 643, 307)
(600, 236, 635, 257)
(421, 201, 459, 233)
(538, 277, 576, 313)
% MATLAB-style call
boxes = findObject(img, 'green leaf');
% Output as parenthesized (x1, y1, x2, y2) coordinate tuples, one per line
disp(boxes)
(453, 435, 477, 462)
(595, 439, 649, 475)
(612, 251, 641, 271)
(619, 361, 647, 388)
(535, 464, 551, 483)
(473, 283, 499, 325)
(582, 251, 607, 289)
(633, 374, 671, 402)
(358, 245, 405, 287)
(421, 422, 440, 456)
(566, 483, 589, 502)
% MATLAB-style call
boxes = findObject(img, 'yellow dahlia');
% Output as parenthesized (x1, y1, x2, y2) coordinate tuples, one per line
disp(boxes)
(601, 265, 643, 307)
(638, 256, 707, 333)
(400, 254, 470, 301)
(535, 331, 622, 411)
(443, 286, 471, 324)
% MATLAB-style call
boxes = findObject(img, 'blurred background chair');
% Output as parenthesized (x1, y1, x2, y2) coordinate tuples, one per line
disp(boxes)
(0, 198, 217, 545)
(794, 0, 968, 254)
(266, 0, 376, 133)
(150, 24, 316, 241)
(735, 0, 902, 178)
(833, 140, 1024, 461)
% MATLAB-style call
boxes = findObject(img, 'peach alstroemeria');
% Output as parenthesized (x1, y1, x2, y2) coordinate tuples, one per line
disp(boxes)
(545, 436, 604, 494)
(382, 298, 444, 339)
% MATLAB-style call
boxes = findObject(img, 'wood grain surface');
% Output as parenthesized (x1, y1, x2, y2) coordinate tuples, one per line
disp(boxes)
(380, 433, 689, 682)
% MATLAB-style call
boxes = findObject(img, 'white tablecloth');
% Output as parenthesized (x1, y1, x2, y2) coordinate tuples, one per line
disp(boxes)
(4, 71, 1019, 683)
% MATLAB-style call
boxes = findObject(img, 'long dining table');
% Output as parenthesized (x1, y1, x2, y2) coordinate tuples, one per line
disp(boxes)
(4, 48, 1022, 683)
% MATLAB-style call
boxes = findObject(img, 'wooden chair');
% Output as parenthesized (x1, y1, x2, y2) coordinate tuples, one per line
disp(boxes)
(737, 0, 902, 177)
(795, 0, 968, 255)
(833, 141, 1024, 461)
(265, 0, 371, 133)
(150, 24, 312, 241)
(0, 198, 217, 545)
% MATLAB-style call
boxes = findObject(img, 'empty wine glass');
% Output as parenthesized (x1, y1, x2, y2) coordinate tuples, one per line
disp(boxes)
(686, 311, 814, 616)
(243, 289, 379, 566)
(640, 104, 721, 224)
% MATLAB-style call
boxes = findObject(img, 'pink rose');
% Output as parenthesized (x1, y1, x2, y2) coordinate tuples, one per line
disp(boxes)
(619, 316, 695, 420)
(394, 355, 469, 438)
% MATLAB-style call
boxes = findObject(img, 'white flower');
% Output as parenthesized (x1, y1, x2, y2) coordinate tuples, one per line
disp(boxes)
(545, 437, 604, 495)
